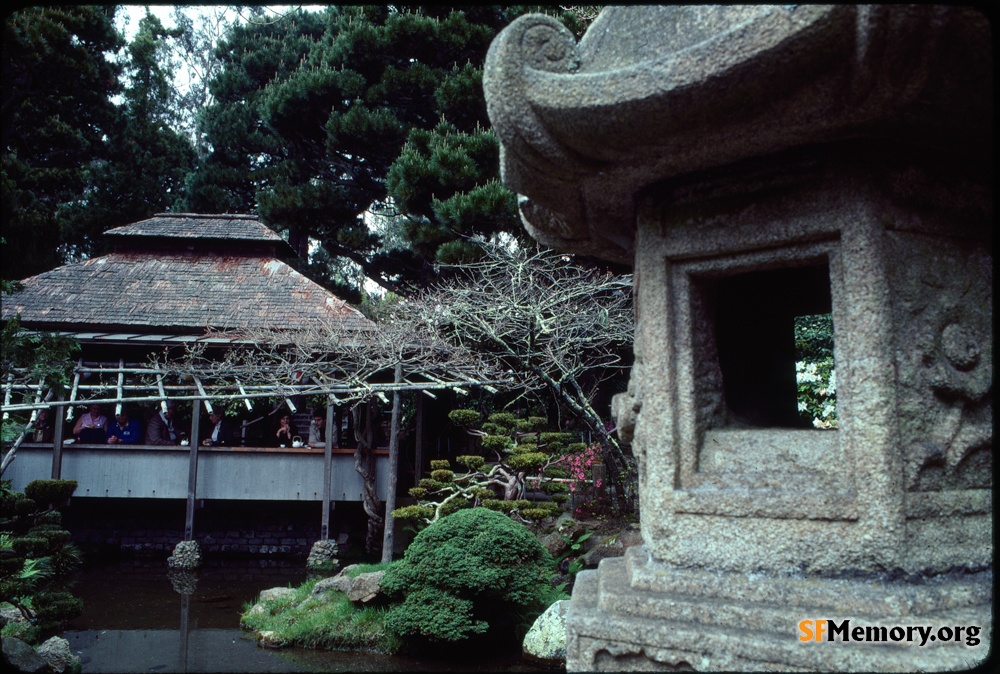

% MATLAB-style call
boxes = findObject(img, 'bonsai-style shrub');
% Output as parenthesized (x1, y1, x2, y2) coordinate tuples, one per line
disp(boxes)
(394, 409, 583, 528)
(382, 508, 558, 648)
(0, 479, 83, 640)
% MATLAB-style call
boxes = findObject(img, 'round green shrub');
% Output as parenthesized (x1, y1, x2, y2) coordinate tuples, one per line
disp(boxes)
(417, 478, 449, 492)
(541, 481, 569, 494)
(448, 409, 480, 427)
(485, 412, 517, 430)
(429, 459, 451, 471)
(481, 422, 505, 436)
(430, 469, 455, 483)
(382, 508, 556, 644)
(438, 498, 471, 517)
(522, 507, 557, 521)
(392, 505, 435, 521)
(455, 455, 485, 471)
(507, 452, 548, 471)
(480, 435, 511, 452)
(24, 479, 77, 506)
(515, 416, 548, 433)
(543, 465, 569, 479)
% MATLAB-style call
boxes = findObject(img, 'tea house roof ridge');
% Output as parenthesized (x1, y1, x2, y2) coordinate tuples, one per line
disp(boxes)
(2, 213, 372, 335)
(104, 212, 286, 244)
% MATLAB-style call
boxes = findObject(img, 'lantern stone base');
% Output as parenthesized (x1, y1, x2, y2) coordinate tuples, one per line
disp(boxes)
(566, 547, 991, 672)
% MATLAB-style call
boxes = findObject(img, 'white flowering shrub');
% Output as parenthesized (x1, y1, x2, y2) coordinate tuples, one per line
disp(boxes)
(796, 357, 837, 429)
(794, 314, 837, 429)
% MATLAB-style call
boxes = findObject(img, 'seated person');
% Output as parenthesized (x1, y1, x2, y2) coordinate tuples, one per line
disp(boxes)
(106, 408, 142, 445)
(73, 403, 108, 443)
(201, 409, 235, 446)
(145, 401, 179, 445)
(32, 408, 54, 443)
(272, 412, 298, 447)
(308, 409, 328, 448)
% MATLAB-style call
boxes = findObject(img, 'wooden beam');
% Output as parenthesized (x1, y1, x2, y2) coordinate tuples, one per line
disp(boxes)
(115, 358, 125, 417)
(2, 374, 12, 421)
(51, 392, 65, 479)
(193, 376, 212, 414)
(184, 404, 202, 541)
(65, 358, 83, 422)
(381, 362, 403, 564)
(321, 399, 335, 541)
(415, 391, 425, 481)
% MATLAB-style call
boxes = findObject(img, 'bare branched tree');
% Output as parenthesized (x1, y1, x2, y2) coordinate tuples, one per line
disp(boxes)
(384, 242, 637, 509)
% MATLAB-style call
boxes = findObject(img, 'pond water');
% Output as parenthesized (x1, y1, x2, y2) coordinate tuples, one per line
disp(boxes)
(62, 557, 557, 673)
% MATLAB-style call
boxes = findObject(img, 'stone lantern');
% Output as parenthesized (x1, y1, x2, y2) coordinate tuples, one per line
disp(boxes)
(485, 6, 991, 671)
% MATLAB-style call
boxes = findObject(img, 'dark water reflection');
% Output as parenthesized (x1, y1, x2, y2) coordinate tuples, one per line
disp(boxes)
(64, 557, 555, 673)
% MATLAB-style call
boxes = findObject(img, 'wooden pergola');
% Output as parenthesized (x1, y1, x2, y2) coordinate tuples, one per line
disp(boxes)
(2, 345, 505, 548)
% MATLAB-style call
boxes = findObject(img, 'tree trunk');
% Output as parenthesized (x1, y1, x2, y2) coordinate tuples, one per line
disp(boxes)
(353, 398, 383, 554)
(540, 370, 638, 512)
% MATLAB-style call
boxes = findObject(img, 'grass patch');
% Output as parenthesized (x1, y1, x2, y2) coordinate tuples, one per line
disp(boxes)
(240, 573, 401, 654)
(344, 561, 392, 577)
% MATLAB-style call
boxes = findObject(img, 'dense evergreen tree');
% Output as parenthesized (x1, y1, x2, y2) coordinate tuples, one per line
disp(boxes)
(71, 11, 197, 237)
(181, 7, 327, 217)
(186, 5, 586, 296)
(2, 7, 196, 281)
(2, 6, 124, 280)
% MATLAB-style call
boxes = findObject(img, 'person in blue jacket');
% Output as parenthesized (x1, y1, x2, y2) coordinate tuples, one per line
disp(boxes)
(106, 408, 143, 445)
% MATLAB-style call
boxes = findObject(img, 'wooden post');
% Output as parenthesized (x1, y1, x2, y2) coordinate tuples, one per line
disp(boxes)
(51, 394, 65, 479)
(321, 398, 335, 541)
(414, 392, 424, 482)
(381, 362, 403, 564)
(184, 403, 202, 541)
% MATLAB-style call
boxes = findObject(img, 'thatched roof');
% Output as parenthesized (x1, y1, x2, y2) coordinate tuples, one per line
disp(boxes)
(2, 213, 370, 334)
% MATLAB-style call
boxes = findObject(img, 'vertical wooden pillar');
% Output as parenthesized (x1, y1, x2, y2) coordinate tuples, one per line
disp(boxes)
(381, 363, 403, 563)
(184, 403, 202, 541)
(414, 392, 424, 482)
(51, 397, 65, 479)
(321, 399, 335, 541)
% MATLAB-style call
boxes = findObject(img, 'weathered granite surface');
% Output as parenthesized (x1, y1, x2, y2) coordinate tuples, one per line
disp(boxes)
(485, 5, 992, 671)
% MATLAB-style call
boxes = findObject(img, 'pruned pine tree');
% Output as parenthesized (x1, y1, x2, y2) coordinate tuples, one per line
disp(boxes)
(185, 5, 589, 298)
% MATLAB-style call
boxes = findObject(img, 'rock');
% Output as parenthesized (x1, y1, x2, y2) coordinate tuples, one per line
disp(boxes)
(522, 600, 570, 665)
(538, 530, 568, 557)
(167, 540, 202, 569)
(580, 543, 622, 568)
(36, 636, 80, 674)
(241, 602, 267, 626)
(0, 605, 27, 627)
(257, 630, 286, 649)
(305, 566, 386, 604)
(311, 573, 350, 596)
(305, 539, 339, 570)
(1, 636, 48, 674)
(552, 513, 587, 540)
(258, 587, 297, 603)
(346, 571, 385, 603)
